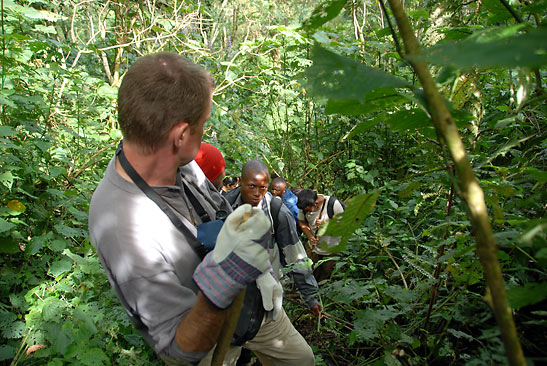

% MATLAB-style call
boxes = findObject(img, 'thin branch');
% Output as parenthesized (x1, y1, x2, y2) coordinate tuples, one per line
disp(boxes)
(499, 0, 523, 23)
(378, 0, 403, 59)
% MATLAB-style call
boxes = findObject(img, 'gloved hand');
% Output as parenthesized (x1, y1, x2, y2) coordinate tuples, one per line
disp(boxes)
(256, 271, 283, 321)
(193, 204, 272, 309)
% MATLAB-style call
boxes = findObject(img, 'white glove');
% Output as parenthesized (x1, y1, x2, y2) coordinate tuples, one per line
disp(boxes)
(193, 204, 272, 309)
(212, 204, 271, 271)
(256, 271, 283, 321)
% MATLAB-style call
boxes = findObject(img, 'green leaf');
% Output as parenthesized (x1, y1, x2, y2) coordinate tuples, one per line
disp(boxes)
(331, 279, 371, 303)
(416, 26, 547, 69)
(482, 0, 511, 23)
(49, 260, 72, 277)
(48, 324, 73, 354)
(34, 25, 57, 34)
(535, 248, 547, 261)
(352, 306, 400, 341)
(507, 282, 547, 309)
(447, 328, 474, 341)
(0, 218, 15, 234)
(525, 167, 547, 183)
(304, 45, 408, 101)
(322, 191, 379, 253)
(382, 108, 432, 131)
(383, 351, 403, 366)
(54, 224, 84, 238)
(29, 235, 48, 255)
(2, 320, 26, 339)
(50, 239, 67, 252)
(0, 171, 15, 190)
(0, 345, 16, 362)
(42, 297, 65, 322)
(0, 125, 16, 136)
(78, 348, 110, 366)
(300, 0, 347, 31)
(0, 237, 19, 254)
(0, 94, 17, 108)
(326, 89, 407, 116)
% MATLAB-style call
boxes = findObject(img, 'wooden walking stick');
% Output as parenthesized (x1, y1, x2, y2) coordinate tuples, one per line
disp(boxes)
(211, 290, 246, 366)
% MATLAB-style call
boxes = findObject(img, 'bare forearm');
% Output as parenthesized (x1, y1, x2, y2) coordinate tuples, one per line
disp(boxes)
(299, 221, 314, 239)
(175, 292, 227, 353)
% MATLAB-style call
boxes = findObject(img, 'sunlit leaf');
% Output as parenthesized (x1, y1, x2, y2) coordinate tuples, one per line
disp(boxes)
(49, 260, 72, 278)
(322, 191, 379, 253)
(416, 26, 547, 69)
(300, 0, 347, 31)
(7, 200, 26, 213)
(0, 172, 15, 190)
(304, 45, 408, 101)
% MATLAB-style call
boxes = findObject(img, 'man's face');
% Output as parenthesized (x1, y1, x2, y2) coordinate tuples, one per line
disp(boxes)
(241, 172, 269, 207)
(304, 198, 321, 214)
(271, 182, 286, 198)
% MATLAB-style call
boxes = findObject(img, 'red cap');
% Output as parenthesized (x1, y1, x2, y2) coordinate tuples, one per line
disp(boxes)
(194, 142, 226, 181)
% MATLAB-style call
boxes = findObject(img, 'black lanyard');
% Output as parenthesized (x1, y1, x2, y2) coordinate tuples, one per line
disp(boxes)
(116, 141, 207, 259)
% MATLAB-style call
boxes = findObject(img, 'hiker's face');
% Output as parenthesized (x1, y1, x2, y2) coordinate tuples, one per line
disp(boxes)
(271, 182, 286, 198)
(304, 199, 321, 214)
(241, 172, 269, 207)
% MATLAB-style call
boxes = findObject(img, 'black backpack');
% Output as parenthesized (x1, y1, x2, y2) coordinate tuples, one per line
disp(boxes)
(326, 196, 346, 219)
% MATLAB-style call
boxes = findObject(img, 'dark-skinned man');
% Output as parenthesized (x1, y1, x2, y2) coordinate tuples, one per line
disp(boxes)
(224, 160, 322, 366)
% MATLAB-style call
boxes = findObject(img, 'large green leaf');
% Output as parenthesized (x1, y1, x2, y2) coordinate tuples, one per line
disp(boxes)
(0, 345, 16, 362)
(415, 26, 547, 69)
(303, 45, 408, 101)
(325, 89, 407, 116)
(0, 218, 15, 234)
(300, 0, 347, 31)
(320, 191, 379, 253)
(49, 260, 73, 278)
(507, 282, 547, 309)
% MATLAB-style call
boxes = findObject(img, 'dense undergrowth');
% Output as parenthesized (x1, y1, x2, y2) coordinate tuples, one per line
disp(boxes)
(1, 0, 546, 365)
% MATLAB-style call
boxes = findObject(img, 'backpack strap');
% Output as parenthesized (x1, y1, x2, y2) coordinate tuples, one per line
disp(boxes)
(327, 196, 346, 219)
(224, 186, 241, 206)
(116, 141, 207, 259)
(270, 197, 282, 232)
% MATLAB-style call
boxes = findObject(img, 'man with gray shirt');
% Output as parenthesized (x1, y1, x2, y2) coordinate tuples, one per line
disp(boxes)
(88, 53, 273, 366)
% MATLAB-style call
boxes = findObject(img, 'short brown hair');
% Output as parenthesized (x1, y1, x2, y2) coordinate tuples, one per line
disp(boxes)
(118, 52, 214, 152)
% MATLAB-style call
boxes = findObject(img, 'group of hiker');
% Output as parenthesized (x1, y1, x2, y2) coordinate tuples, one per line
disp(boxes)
(88, 52, 344, 366)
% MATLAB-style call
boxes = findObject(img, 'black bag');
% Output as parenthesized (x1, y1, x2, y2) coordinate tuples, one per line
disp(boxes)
(326, 196, 346, 219)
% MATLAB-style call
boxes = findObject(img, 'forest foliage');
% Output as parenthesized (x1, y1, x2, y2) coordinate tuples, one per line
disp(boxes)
(0, 0, 545, 365)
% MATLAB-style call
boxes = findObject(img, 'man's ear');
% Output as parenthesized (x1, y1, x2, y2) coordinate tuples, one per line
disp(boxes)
(171, 121, 190, 147)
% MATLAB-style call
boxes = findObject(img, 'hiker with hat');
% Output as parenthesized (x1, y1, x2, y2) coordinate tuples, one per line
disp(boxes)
(194, 142, 226, 191)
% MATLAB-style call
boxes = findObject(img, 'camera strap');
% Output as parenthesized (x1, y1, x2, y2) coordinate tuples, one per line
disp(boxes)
(116, 141, 207, 259)
(182, 183, 212, 223)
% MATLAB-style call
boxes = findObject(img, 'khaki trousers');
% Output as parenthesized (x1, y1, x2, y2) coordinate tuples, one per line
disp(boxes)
(197, 308, 315, 366)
